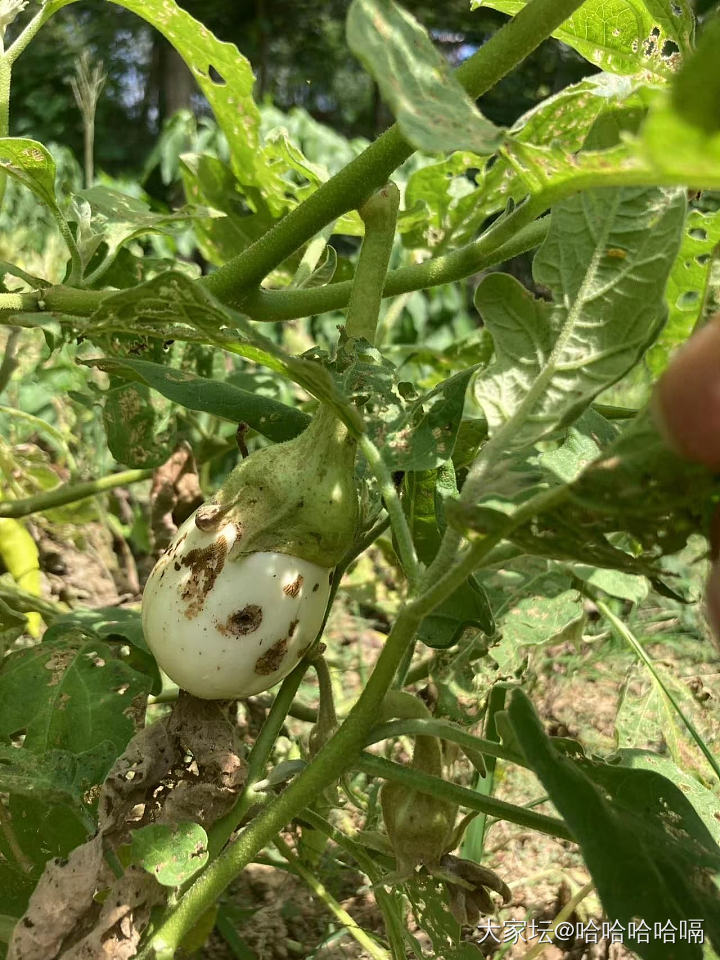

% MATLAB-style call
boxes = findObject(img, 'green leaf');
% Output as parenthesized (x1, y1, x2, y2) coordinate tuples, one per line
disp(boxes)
(0, 632, 151, 756)
(472, 187, 686, 449)
(109, 0, 285, 206)
(491, 589, 584, 673)
(0, 138, 61, 213)
(448, 74, 650, 247)
(383, 368, 475, 472)
(347, 0, 501, 155)
(0, 597, 26, 655)
(616, 749, 720, 846)
(417, 576, 495, 650)
(450, 411, 720, 584)
(124, 822, 209, 887)
(572, 566, 648, 603)
(0, 743, 115, 807)
(647, 207, 720, 374)
(179, 153, 277, 266)
(86, 356, 308, 442)
(473, 0, 694, 78)
(508, 688, 720, 960)
(103, 381, 176, 469)
(671, 12, 720, 134)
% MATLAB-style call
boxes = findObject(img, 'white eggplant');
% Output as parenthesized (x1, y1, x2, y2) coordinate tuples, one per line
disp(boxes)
(142, 510, 332, 699)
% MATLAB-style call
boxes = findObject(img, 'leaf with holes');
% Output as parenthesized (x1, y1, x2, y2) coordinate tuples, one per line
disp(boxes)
(472, 0, 693, 78)
(123, 822, 209, 887)
(86, 356, 309, 442)
(471, 187, 686, 450)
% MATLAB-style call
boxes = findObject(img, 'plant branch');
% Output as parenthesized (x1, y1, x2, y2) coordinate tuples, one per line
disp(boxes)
(345, 182, 400, 343)
(0, 468, 152, 518)
(365, 718, 526, 768)
(355, 754, 572, 842)
(242, 216, 549, 322)
(201, 0, 589, 305)
(207, 659, 310, 857)
(0, 326, 20, 395)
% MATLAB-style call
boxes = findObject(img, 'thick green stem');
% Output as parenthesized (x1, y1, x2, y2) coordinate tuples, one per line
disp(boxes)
(0, 468, 152, 518)
(242, 217, 548, 322)
(356, 753, 572, 842)
(345, 183, 400, 344)
(201, 0, 589, 305)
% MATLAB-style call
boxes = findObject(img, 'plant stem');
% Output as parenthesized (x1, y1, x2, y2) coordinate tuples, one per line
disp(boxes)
(243, 217, 549, 322)
(0, 54, 11, 211)
(346, 182, 400, 343)
(355, 754, 572, 842)
(365, 718, 526, 768)
(0, 327, 20, 395)
(273, 836, 391, 960)
(359, 434, 420, 589)
(0, 468, 152, 518)
(202, 0, 589, 305)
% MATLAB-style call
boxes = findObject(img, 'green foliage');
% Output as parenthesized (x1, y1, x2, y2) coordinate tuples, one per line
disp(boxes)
(3, 0, 720, 957)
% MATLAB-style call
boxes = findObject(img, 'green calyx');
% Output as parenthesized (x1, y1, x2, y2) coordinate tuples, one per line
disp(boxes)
(196, 403, 358, 568)
(380, 691, 458, 874)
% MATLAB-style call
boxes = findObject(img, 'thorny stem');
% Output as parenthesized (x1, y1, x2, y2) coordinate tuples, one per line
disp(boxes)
(345, 182, 400, 344)
(201, 0, 590, 306)
(272, 836, 391, 960)
(0, 53, 10, 211)
(0, 467, 152, 518)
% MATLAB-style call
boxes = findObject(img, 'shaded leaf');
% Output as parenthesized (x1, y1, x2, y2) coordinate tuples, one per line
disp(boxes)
(103, 381, 176, 469)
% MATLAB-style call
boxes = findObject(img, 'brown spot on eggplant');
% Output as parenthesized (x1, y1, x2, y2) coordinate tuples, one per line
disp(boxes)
(255, 637, 288, 675)
(283, 575, 303, 598)
(174, 561, 181, 571)
(288, 619, 299, 637)
(179, 536, 228, 618)
(312, 583, 319, 593)
(217, 604, 263, 637)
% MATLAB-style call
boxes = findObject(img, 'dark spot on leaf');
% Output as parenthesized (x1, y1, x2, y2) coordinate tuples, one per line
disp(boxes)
(255, 637, 288, 675)
(283, 575, 303, 598)
(217, 604, 263, 637)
